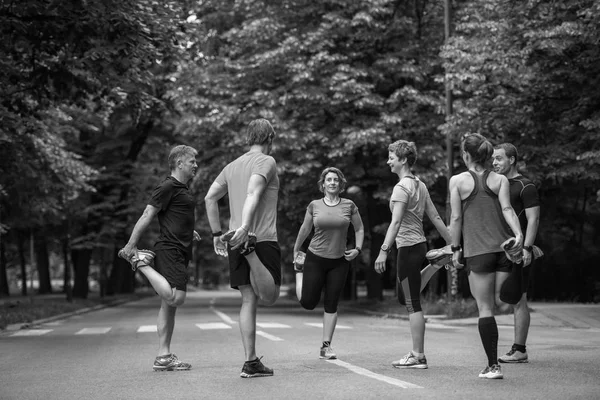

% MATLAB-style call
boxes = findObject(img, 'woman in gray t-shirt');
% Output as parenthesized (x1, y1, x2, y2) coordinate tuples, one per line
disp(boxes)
(293, 167, 364, 360)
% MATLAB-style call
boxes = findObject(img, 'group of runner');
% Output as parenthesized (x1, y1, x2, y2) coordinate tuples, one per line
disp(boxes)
(119, 119, 540, 380)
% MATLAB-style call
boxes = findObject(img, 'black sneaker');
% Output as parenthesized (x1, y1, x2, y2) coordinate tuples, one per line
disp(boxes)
(240, 357, 273, 378)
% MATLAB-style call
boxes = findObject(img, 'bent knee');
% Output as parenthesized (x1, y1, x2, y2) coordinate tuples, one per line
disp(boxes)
(258, 287, 280, 306)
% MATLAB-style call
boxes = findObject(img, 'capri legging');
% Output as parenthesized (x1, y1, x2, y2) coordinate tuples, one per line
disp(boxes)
(396, 242, 427, 314)
(300, 250, 350, 313)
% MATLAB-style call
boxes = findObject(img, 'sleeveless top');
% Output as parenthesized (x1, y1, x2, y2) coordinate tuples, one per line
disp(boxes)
(461, 170, 512, 257)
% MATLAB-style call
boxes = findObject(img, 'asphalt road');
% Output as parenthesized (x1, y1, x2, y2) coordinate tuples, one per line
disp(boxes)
(1, 290, 599, 400)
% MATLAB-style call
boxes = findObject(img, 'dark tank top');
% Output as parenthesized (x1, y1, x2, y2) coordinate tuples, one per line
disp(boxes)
(461, 170, 512, 257)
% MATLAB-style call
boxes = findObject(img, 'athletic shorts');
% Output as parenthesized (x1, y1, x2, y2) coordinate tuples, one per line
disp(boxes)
(154, 247, 190, 292)
(465, 251, 512, 274)
(227, 241, 281, 290)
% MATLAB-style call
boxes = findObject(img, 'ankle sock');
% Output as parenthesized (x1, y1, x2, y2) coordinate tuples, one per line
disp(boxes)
(478, 316, 498, 366)
(513, 343, 526, 353)
(322, 341, 331, 348)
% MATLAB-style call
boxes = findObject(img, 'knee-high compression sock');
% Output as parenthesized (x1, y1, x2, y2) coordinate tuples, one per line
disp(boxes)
(478, 316, 498, 366)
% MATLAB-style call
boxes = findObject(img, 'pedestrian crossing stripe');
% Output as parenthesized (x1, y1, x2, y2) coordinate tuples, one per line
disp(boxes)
(256, 331, 284, 341)
(137, 325, 157, 333)
(195, 322, 232, 330)
(305, 323, 352, 329)
(75, 327, 111, 335)
(256, 322, 291, 328)
(11, 329, 53, 337)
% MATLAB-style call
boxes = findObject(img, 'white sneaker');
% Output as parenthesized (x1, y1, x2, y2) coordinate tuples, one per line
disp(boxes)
(392, 352, 428, 369)
(478, 364, 503, 379)
(499, 348, 528, 363)
(319, 346, 337, 360)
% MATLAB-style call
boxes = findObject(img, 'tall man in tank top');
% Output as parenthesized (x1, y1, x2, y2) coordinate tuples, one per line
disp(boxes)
(493, 143, 540, 363)
(204, 119, 281, 378)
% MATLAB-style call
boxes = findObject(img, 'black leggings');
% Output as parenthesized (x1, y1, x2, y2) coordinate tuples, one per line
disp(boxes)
(396, 242, 427, 314)
(300, 250, 349, 313)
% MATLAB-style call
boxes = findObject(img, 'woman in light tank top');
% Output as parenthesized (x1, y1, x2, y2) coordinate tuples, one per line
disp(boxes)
(292, 167, 365, 360)
(448, 133, 523, 380)
(374, 140, 451, 370)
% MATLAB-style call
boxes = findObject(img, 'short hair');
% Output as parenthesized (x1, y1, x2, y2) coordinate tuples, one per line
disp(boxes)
(461, 133, 493, 165)
(494, 142, 519, 166)
(246, 119, 276, 146)
(388, 140, 418, 167)
(168, 145, 198, 171)
(317, 167, 347, 194)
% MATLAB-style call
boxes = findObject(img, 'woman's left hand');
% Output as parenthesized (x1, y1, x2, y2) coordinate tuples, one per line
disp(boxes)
(344, 249, 359, 261)
(374, 253, 387, 274)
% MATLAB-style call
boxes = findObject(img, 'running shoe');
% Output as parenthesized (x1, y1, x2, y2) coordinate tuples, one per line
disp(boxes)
(392, 352, 428, 369)
(118, 248, 155, 271)
(220, 229, 257, 256)
(478, 364, 503, 379)
(294, 251, 306, 273)
(319, 345, 337, 360)
(499, 347, 528, 363)
(240, 357, 273, 378)
(153, 354, 191, 371)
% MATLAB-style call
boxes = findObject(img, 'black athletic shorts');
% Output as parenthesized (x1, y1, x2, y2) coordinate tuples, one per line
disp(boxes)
(154, 247, 190, 292)
(465, 251, 512, 274)
(227, 241, 281, 290)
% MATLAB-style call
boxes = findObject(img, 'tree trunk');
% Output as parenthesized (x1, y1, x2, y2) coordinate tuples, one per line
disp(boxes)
(107, 245, 135, 294)
(17, 230, 27, 296)
(365, 189, 383, 300)
(0, 236, 9, 296)
(62, 236, 73, 302)
(71, 248, 92, 298)
(34, 232, 53, 294)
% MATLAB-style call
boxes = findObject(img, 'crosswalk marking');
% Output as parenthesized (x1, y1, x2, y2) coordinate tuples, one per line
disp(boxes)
(137, 325, 157, 333)
(305, 322, 352, 330)
(75, 327, 111, 335)
(256, 322, 291, 329)
(211, 307, 236, 325)
(256, 331, 284, 341)
(327, 359, 423, 389)
(11, 329, 53, 337)
(196, 322, 232, 330)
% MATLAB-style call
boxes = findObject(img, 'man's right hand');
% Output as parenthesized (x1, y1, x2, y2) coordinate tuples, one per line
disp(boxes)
(121, 243, 137, 259)
(213, 236, 228, 257)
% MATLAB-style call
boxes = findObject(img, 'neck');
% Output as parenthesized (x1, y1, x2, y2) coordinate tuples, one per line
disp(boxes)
(324, 193, 340, 202)
(171, 172, 187, 184)
(248, 144, 268, 154)
(506, 167, 519, 179)
(468, 163, 485, 173)
(397, 167, 413, 180)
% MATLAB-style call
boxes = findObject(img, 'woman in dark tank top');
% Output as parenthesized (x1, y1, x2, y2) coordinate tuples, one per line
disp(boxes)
(448, 133, 523, 380)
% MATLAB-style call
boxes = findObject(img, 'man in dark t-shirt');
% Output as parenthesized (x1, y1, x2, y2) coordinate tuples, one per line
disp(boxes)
(493, 143, 540, 364)
(121, 145, 200, 372)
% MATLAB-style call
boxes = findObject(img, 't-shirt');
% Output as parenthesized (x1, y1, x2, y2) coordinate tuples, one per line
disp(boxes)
(509, 175, 540, 233)
(307, 198, 358, 259)
(389, 176, 428, 247)
(215, 151, 279, 242)
(149, 176, 196, 254)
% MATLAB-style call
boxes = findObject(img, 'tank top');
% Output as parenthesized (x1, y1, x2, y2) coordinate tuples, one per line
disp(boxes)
(461, 170, 512, 257)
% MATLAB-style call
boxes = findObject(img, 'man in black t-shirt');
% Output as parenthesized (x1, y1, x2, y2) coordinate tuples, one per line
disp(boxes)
(493, 143, 540, 364)
(121, 145, 200, 371)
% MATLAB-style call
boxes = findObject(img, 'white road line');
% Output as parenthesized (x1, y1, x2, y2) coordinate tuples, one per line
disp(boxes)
(11, 329, 53, 337)
(137, 325, 157, 333)
(211, 307, 236, 325)
(327, 359, 423, 389)
(196, 322, 232, 330)
(256, 331, 284, 341)
(256, 322, 291, 328)
(75, 327, 111, 335)
(305, 322, 352, 329)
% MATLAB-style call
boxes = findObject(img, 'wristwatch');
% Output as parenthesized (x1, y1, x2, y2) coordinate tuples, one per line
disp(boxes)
(451, 245, 462, 252)
(523, 245, 533, 252)
(355, 246, 362, 254)
(381, 244, 390, 252)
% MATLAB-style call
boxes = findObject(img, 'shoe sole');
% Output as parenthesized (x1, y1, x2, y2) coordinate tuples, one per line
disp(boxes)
(319, 355, 337, 360)
(240, 372, 273, 378)
(498, 359, 528, 363)
(393, 364, 428, 369)
(153, 367, 191, 372)
(479, 374, 504, 379)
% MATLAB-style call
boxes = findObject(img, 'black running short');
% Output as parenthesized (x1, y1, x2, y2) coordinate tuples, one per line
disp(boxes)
(227, 241, 281, 290)
(465, 251, 512, 274)
(154, 247, 190, 292)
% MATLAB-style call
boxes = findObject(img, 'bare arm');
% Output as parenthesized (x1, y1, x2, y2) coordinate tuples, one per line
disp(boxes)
(293, 209, 314, 258)
(498, 176, 523, 244)
(228, 173, 268, 249)
(374, 196, 407, 274)
(344, 211, 365, 261)
(122, 205, 160, 256)
(204, 181, 228, 257)
(522, 206, 540, 266)
(448, 176, 464, 267)
(424, 195, 451, 244)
